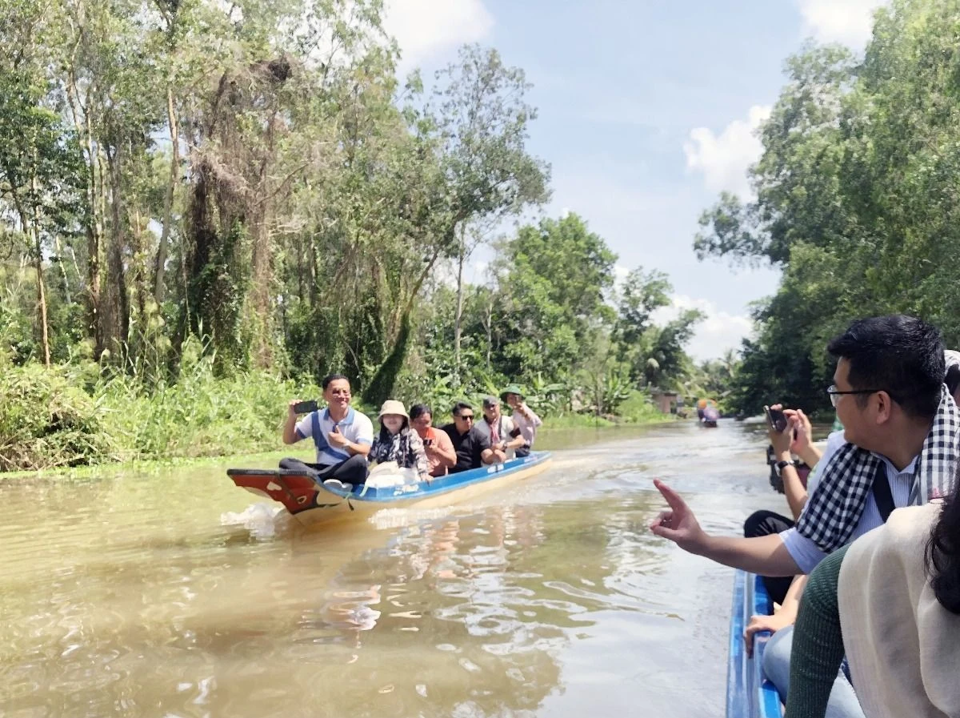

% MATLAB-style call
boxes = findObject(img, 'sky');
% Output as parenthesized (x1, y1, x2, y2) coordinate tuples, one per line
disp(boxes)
(380, 0, 887, 360)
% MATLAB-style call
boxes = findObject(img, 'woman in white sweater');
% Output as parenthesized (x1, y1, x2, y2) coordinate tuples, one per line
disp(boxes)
(784, 484, 960, 717)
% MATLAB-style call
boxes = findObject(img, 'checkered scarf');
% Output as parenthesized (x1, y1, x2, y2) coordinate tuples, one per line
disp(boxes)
(796, 385, 960, 553)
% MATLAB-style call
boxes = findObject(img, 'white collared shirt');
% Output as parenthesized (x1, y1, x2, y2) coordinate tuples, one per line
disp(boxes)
(294, 407, 373, 466)
(779, 430, 918, 573)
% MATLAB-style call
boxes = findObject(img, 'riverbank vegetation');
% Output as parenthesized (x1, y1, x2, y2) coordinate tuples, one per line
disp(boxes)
(0, 0, 720, 471)
(696, 0, 960, 416)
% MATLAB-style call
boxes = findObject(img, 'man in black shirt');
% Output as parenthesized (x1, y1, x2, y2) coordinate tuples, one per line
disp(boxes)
(441, 401, 496, 473)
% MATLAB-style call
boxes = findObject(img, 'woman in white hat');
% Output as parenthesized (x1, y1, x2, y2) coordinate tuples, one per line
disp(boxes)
(369, 400, 430, 482)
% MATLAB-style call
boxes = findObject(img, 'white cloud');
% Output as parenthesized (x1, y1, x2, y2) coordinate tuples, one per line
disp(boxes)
(383, 0, 494, 71)
(684, 105, 771, 197)
(797, 0, 887, 47)
(613, 264, 630, 289)
(653, 294, 754, 362)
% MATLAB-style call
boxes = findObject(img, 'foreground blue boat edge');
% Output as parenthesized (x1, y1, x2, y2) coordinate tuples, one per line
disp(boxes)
(726, 570, 782, 718)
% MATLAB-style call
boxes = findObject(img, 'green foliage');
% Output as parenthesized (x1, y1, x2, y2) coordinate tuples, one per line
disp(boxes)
(618, 390, 668, 424)
(0, 2, 711, 470)
(103, 341, 320, 461)
(695, 0, 960, 414)
(0, 363, 116, 471)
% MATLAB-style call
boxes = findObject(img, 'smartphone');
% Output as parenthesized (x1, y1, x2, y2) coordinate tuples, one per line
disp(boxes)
(423, 439, 433, 447)
(764, 405, 788, 433)
(293, 400, 319, 415)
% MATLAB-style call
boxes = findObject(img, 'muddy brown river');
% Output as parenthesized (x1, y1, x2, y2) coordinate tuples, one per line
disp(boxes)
(0, 420, 788, 718)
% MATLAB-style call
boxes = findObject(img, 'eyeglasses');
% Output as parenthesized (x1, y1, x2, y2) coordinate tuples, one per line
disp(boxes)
(826, 385, 882, 408)
(457, 414, 475, 421)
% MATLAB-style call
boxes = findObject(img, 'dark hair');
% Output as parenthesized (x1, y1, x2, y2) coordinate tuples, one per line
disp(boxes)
(926, 484, 960, 614)
(452, 401, 473, 417)
(827, 315, 944, 419)
(409, 404, 432, 421)
(321, 373, 349, 391)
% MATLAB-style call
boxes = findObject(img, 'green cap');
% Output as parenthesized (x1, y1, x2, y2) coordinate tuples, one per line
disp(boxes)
(499, 384, 525, 401)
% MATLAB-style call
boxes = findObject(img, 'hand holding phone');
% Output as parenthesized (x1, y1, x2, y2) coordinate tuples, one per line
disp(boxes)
(292, 399, 319, 415)
(764, 405, 789, 433)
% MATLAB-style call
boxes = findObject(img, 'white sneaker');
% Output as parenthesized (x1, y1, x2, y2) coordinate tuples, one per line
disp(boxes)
(322, 478, 352, 491)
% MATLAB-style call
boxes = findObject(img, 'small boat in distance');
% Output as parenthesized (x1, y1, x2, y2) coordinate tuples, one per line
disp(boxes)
(697, 399, 720, 428)
(227, 451, 552, 526)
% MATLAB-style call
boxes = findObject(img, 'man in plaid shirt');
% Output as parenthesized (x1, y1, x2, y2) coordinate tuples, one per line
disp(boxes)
(650, 315, 960, 715)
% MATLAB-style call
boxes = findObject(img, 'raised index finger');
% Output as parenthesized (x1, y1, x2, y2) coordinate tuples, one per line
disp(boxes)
(653, 479, 688, 513)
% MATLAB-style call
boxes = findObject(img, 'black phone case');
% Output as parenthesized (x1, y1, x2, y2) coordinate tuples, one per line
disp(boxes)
(770, 412, 787, 432)
(293, 400, 319, 415)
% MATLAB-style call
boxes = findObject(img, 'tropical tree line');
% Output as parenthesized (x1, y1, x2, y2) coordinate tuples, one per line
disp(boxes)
(695, 0, 960, 416)
(0, 0, 716, 470)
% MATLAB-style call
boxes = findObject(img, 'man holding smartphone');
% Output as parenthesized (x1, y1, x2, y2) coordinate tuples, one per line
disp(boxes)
(650, 316, 960, 715)
(281, 373, 373, 488)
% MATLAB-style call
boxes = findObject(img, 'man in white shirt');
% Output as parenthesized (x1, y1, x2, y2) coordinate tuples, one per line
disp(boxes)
(650, 315, 956, 577)
(475, 396, 525, 462)
(649, 315, 960, 716)
(281, 374, 373, 488)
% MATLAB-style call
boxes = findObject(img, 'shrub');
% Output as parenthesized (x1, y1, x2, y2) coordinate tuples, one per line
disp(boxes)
(0, 363, 117, 470)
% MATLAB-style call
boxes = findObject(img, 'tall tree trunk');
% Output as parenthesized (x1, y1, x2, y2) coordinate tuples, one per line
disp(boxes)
(250, 209, 273, 368)
(23, 177, 51, 367)
(34, 230, 51, 367)
(153, 87, 179, 304)
(453, 224, 466, 387)
(66, 77, 105, 357)
(106, 146, 130, 349)
(53, 235, 72, 304)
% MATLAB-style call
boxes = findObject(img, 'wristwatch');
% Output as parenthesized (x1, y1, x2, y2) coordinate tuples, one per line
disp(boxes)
(776, 460, 791, 471)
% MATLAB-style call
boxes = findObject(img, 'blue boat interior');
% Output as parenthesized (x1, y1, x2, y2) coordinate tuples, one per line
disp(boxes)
(319, 451, 552, 502)
(726, 570, 783, 718)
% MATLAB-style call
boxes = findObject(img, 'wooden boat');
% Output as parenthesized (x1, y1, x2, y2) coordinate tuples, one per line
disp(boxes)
(726, 570, 782, 718)
(227, 451, 552, 526)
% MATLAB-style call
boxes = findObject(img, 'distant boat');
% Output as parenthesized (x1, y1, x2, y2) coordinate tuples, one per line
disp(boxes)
(701, 405, 720, 428)
(697, 399, 720, 427)
(227, 452, 552, 527)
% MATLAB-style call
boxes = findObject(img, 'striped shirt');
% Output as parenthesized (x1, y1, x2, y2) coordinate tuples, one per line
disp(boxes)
(294, 407, 373, 466)
(780, 430, 918, 574)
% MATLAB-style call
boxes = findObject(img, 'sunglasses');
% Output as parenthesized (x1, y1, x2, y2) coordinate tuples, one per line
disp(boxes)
(457, 414, 475, 421)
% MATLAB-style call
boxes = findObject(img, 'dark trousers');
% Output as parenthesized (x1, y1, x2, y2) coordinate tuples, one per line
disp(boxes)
(743, 509, 795, 606)
(279, 454, 369, 485)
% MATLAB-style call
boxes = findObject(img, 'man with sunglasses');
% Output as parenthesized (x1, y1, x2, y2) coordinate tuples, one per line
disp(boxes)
(650, 315, 960, 715)
(441, 401, 497, 473)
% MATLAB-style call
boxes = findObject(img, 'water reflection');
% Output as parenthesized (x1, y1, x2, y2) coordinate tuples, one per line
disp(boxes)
(1, 421, 785, 718)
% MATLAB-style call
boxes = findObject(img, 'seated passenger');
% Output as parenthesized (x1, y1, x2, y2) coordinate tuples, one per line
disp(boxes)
(476, 396, 526, 463)
(409, 404, 457, 478)
(745, 404, 822, 606)
(440, 401, 496, 473)
(281, 373, 372, 489)
(500, 384, 542, 456)
(651, 316, 960, 715)
(785, 493, 960, 718)
(368, 400, 430, 483)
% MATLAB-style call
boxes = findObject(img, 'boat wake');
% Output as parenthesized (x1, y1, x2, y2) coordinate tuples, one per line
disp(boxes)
(220, 502, 288, 539)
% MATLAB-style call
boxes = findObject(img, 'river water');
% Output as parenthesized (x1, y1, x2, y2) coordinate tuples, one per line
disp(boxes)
(0, 420, 787, 718)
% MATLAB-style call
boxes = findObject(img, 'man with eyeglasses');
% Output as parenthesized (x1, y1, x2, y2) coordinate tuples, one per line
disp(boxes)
(441, 401, 497, 473)
(649, 315, 960, 715)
